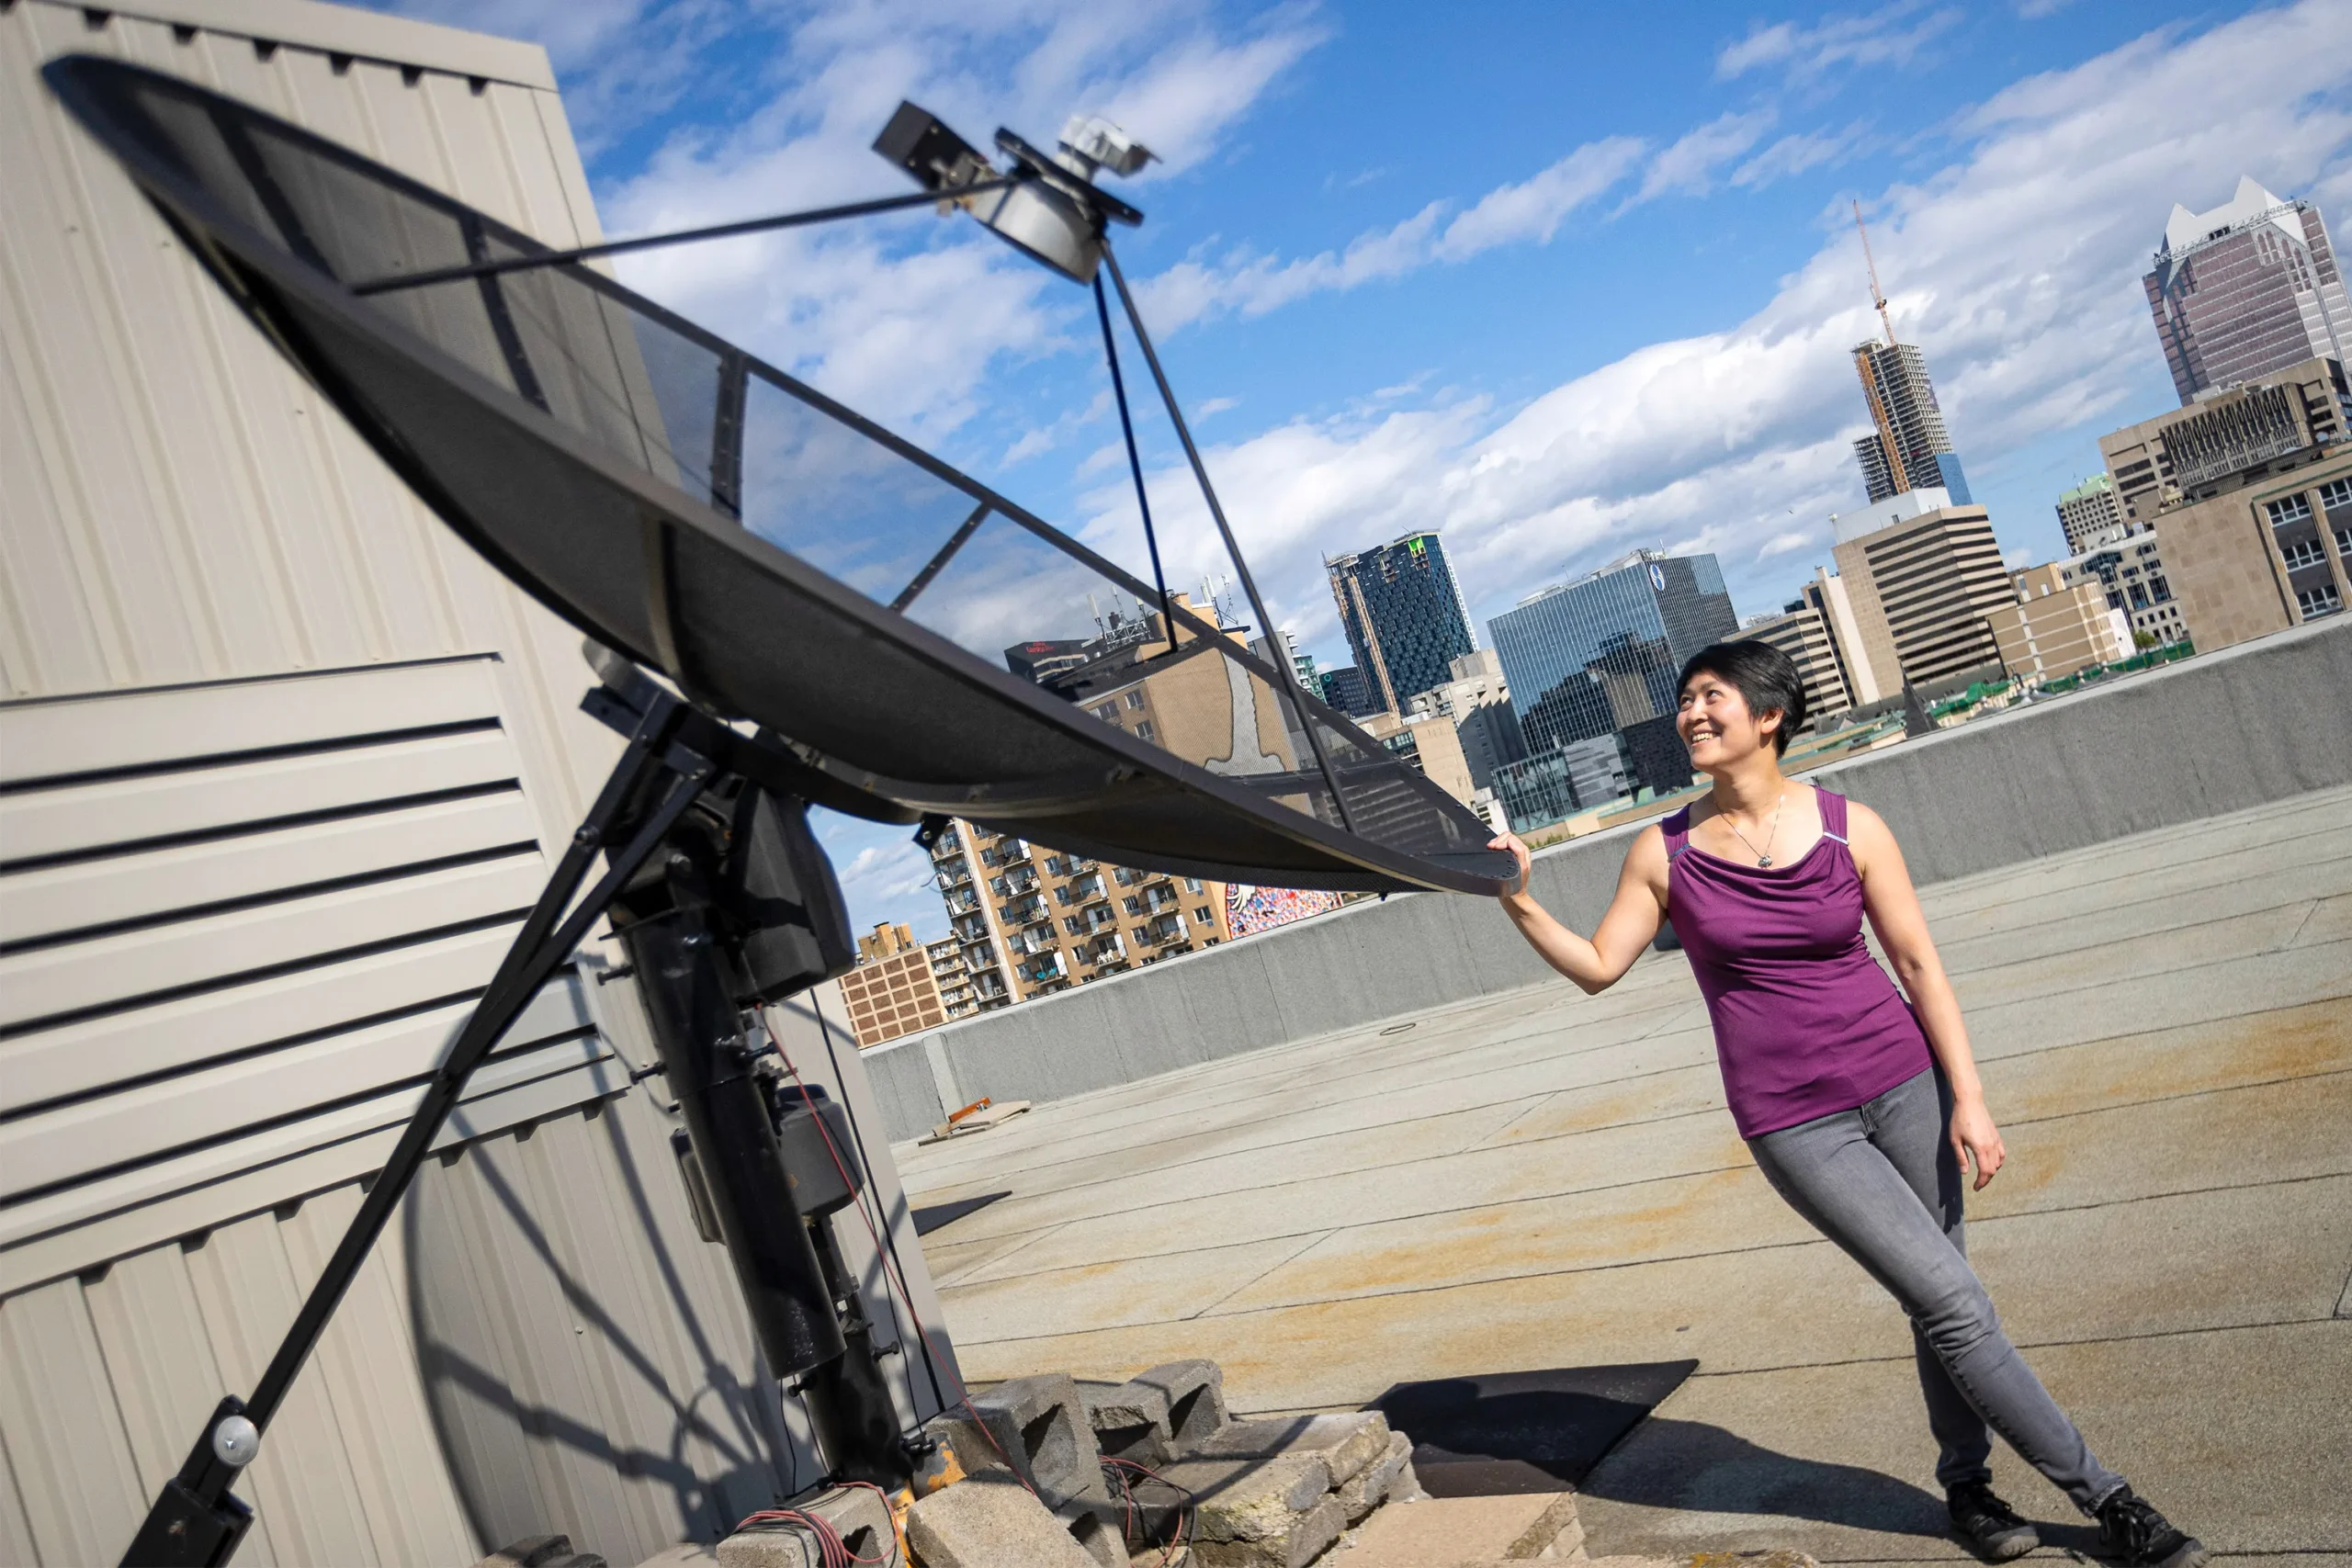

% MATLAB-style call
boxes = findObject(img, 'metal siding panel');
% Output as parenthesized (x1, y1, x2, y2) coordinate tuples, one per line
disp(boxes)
(182, 1212, 381, 1567)
(188, 26, 396, 671)
(0, 852, 546, 1029)
(0, 259, 108, 697)
(572, 1090, 795, 1530)
(0, 727, 520, 860)
(1, 6, 198, 691)
(0, 981, 596, 1202)
(0, 657, 501, 782)
(1, 1061, 626, 1294)
(282, 1185, 480, 1566)
(58, 0, 560, 90)
(83, 1247, 282, 1567)
(3, 923, 520, 1116)
(102, 20, 320, 681)
(505, 1114, 707, 1551)
(432, 1132, 633, 1553)
(406, 1092, 796, 1565)
(2, 790, 539, 943)
(0, 15, 910, 1567)
(0, 1429, 40, 1568)
(0, 1278, 144, 1565)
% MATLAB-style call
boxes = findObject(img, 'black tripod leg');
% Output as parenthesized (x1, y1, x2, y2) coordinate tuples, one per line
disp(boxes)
(122, 703, 709, 1567)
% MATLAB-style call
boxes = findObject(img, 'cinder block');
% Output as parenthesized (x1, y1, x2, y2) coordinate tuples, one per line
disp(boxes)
(926, 1374, 1110, 1511)
(1078, 1377, 1170, 1467)
(1132, 1359, 1231, 1450)
(1335, 1430, 1413, 1522)
(1080, 1358, 1228, 1466)
(1186, 1413, 1390, 1486)
(1159, 1451, 1331, 1543)
(904, 1473, 1101, 1568)
(1057, 1497, 1126, 1568)
(1192, 1495, 1346, 1568)
(716, 1484, 893, 1568)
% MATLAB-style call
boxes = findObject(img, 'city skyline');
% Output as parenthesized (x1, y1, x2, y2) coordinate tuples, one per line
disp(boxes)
(420, 0, 2352, 941)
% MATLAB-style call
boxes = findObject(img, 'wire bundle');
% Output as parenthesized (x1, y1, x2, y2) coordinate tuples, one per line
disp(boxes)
(735, 1479, 897, 1566)
(1102, 1455, 1199, 1567)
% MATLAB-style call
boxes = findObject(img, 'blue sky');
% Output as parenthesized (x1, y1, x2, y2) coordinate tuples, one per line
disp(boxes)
(382, 0, 2352, 941)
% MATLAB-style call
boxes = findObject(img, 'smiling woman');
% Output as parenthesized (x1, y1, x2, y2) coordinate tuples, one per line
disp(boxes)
(1486, 638, 2211, 1568)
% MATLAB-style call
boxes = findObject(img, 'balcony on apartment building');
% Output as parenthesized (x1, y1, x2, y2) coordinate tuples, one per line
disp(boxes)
(1057, 874, 1109, 907)
(1085, 934, 1127, 967)
(935, 857, 971, 890)
(1001, 896, 1050, 928)
(1022, 950, 1069, 986)
(1145, 912, 1189, 946)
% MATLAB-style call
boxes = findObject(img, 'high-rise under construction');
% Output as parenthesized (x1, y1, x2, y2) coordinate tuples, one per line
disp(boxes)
(1849, 205, 1972, 505)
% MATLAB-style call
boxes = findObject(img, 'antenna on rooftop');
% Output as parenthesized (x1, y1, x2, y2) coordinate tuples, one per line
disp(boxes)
(1853, 199, 1897, 347)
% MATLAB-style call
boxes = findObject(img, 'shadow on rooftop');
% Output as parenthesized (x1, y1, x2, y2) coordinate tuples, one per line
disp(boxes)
(1581, 1415, 1984, 1540)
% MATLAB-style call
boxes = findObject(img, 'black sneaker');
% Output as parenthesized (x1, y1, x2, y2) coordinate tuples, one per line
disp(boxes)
(2096, 1487, 2208, 1568)
(1948, 1480, 2041, 1561)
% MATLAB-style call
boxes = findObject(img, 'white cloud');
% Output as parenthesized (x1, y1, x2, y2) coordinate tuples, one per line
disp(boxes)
(1733, 125, 1864, 187)
(1113, 0, 2352, 655)
(1716, 4, 1965, 81)
(1434, 137, 1650, 257)
(1630, 109, 1778, 204)
(1758, 529, 1817, 558)
(397, 0, 1329, 438)
(1133, 136, 1649, 333)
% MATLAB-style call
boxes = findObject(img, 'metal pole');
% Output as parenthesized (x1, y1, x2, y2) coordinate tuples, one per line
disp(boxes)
(1093, 273, 1175, 652)
(349, 179, 1021, 296)
(1098, 240, 1359, 829)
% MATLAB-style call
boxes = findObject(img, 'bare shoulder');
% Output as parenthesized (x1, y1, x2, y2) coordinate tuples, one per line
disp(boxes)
(1841, 798, 1907, 876)
(1623, 822, 1670, 886)
(1845, 798, 1894, 840)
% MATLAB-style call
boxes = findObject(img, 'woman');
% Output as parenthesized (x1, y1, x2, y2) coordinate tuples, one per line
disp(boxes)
(1487, 639, 2205, 1568)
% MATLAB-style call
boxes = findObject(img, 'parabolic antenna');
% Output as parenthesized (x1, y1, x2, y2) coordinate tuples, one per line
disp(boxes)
(44, 55, 1515, 895)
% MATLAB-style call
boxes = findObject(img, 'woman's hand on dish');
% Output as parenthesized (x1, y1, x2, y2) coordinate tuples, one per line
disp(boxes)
(1489, 830, 1532, 897)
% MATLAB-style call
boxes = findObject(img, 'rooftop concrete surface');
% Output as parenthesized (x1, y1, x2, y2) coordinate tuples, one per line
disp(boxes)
(896, 784, 2352, 1563)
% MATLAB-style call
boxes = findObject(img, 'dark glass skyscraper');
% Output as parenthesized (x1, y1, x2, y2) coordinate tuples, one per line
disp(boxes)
(1326, 531, 1476, 713)
(1489, 550, 1737, 755)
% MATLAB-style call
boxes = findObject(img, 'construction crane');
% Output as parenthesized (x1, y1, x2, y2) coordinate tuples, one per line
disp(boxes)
(1853, 198, 1899, 348)
(1850, 199, 1910, 495)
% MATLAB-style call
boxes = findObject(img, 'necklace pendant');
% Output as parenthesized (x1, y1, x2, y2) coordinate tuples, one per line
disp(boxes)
(1757, 854, 1774, 867)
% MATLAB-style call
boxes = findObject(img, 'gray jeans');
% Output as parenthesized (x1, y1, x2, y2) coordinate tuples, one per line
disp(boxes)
(1747, 1066, 2125, 1513)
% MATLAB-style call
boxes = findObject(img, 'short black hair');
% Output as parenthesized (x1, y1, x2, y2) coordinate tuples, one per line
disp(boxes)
(1678, 640, 1807, 754)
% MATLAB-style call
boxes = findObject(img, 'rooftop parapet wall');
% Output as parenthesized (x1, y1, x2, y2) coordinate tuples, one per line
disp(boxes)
(867, 618, 2352, 1144)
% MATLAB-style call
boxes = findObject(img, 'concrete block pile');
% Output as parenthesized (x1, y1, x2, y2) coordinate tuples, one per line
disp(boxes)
(910, 1358, 1423, 1568)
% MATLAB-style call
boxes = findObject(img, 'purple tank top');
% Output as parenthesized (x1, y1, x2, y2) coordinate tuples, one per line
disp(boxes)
(1664, 788, 1932, 1138)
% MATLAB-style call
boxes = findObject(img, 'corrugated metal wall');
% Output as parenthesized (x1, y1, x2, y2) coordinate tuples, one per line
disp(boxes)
(0, 4, 960, 1562)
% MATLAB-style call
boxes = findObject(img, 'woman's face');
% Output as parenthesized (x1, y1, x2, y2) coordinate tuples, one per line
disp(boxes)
(1677, 671, 1779, 771)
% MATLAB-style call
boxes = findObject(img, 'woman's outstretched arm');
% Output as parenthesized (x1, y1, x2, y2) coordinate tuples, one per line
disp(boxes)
(1490, 825, 1670, 995)
(1849, 801, 2007, 1190)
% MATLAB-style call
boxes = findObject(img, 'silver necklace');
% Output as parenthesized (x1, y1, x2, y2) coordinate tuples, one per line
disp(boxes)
(1723, 789, 1787, 867)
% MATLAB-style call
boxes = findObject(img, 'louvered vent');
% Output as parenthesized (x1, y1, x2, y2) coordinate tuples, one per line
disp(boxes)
(0, 658, 622, 1292)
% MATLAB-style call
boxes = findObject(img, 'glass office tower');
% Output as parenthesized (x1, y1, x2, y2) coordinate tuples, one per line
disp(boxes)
(1490, 550, 1738, 754)
(1326, 531, 1477, 714)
